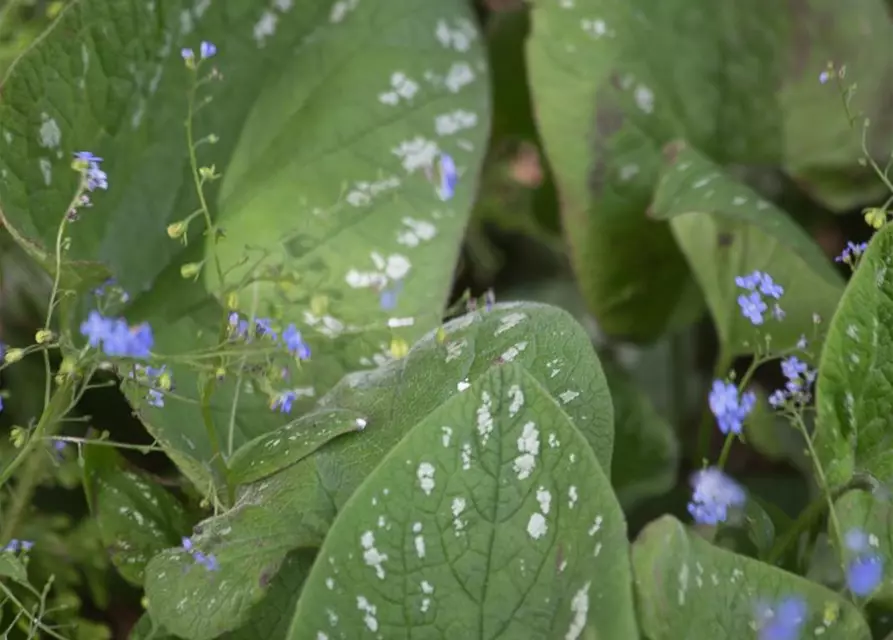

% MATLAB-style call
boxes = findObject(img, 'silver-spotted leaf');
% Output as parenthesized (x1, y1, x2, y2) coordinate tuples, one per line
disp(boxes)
(228, 408, 368, 487)
(652, 143, 843, 357)
(288, 363, 638, 639)
(143, 302, 615, 639)
(814, 222, 893, 489)
(633, 516, 870, 639)
(83, 443, 193, 586)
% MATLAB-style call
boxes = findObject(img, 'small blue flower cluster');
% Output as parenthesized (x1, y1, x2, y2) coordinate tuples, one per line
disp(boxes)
(80, 311, 153, 359)
(687, 467, 746, 526)
(272, 390, 298, 414)
(128, 364, 170, 408)
(835, 240, 868, 265)
(754, 596, 807, 640)
(69, 152, 109, 218)
(182, 537, 218, 571)
(228, 313, 310, 360)
(181, 41, 217, 63)
(73, 152, 108, 193)
(844, 528, 884, 597)
(769, 356, 816, 409)
(735, 271, 784, 325)
(708, 380, 756, 435)
(3, 539, 34, 553)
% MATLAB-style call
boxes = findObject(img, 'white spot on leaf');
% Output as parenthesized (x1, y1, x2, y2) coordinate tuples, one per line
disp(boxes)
(417, 462, 435, 496)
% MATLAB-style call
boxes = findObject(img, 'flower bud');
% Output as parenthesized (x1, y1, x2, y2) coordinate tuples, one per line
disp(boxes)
(180, 262, 203, 280)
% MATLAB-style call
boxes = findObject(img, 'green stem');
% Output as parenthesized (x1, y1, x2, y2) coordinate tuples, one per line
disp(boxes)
(0, 581, 67, 640)
(766, 494, 829, 565)
(0, 376, 77, 541)
(793, 413, 846, 564)
(716, 433, 735, 469)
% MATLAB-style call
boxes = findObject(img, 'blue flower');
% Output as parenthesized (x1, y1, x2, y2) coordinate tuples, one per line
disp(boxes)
(194, 551, 219, 571)
(738, 291, 767, 325)
(835, 241, 868, 265)
(755, 596, 808, 640)
(758, 273, 784, 299)
(847, 554, 883, 596)
(770, 357, 816, 409)
(780, 356, 807, 381)
(3, 539, 34, 553)
(272, 390, 297, 414)
(147, 389, 164, 408)
(736, 271, 785, 325)
(79, 311, 154, 359)
(819, 70, 830, 84)
(282, 324, 310, 360)
(181, 48, 194, 62)
(437, 153, 458, 201)
(708, 380, 756, 435)
(379, 282, 403, 311)
(80, 311, 112, 347)
(74, 152, 107, 191)
(182, 537, 218, 572)
(844, 527, 884, 596)
(73, 152, 102, 164)
(255, 318, 277, 340)
(200, 41, 217, 59)
(687, 467, 746, 525)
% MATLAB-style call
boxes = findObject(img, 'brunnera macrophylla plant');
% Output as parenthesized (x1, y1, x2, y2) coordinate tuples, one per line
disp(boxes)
(0, 5, 892, 640)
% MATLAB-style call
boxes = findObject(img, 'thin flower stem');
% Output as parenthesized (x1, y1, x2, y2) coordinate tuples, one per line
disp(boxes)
(185, 63, 233, 504)
(792, 412, 846, 570)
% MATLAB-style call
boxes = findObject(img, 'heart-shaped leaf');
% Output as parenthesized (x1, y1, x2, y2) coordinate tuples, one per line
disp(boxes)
(814, 223, 893, 489)
(633, 515, 870, 639)
(288, 362, 638, 639)
(143, 302, 616, 638)
(652, 142, 843, 357)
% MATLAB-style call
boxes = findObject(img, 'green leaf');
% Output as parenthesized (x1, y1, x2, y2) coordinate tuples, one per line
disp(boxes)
(228, 408, 368, 487)
(288, 362, 638, 639)
(651, 143, 844, 357)
(0, 0, 486, 294)
(525, 0, 892, 340)
(80, 0, 490, 490)
(143, 301, 616, 639)
(135, 549, 317, 640)
(633, 515, 871, 639)
(815, 223, 893, 489)
(83, 443, 193, 586)
(203, 0, 490, 332)
(603, 360, 679, 510)
(833, 489, 893, 606)
(0, 554, 28, 586)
